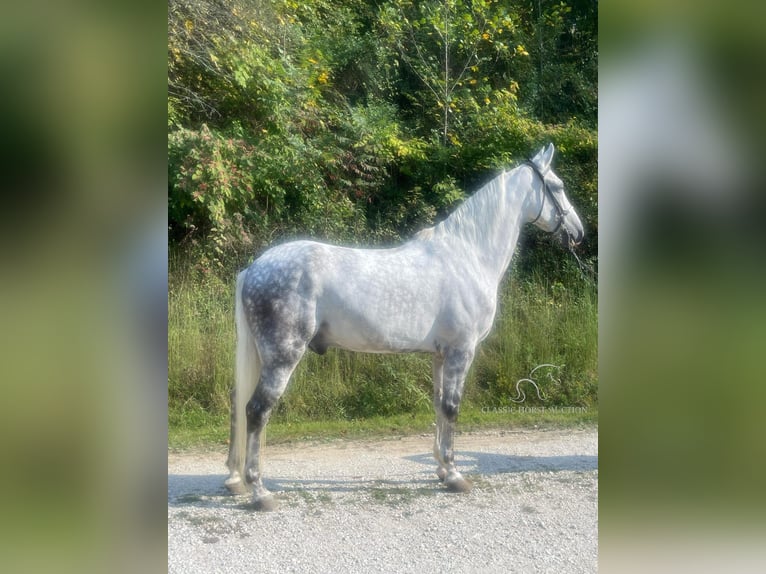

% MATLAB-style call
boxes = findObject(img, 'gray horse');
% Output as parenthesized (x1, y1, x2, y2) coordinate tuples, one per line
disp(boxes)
(226, 144, 584, 510)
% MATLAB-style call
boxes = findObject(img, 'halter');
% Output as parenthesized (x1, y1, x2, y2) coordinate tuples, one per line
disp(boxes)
(523, 160, 594, 283)
(524, 160, 569, 235)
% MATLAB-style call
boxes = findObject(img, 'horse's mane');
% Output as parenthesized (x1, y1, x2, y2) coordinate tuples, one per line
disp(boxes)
(413, 226, 435, 241)
(424, 170, 510, 248)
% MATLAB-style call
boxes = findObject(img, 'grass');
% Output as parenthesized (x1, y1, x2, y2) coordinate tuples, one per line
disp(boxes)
(169, 252, 597, 450)
(168, 258, 236, 416)
(468, 272, 598, 408)
(168, 403, 597, 451)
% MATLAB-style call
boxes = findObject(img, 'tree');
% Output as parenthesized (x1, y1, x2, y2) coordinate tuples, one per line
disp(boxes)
(379, 0, 529, 146)
(526, 0, 597, 125)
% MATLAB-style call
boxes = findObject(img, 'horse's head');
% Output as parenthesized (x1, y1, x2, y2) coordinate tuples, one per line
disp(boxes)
(526, 143, 585, 248)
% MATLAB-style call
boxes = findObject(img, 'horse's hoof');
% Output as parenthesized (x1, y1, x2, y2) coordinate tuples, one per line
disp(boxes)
(251, 494, 279, 512)
(436, 467, 447, 482)
(224, 476, 251, 495)
(444, 474, 472, 493)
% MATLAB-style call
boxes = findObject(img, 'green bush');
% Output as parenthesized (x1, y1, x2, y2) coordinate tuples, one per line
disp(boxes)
(168, 125, 262, 259)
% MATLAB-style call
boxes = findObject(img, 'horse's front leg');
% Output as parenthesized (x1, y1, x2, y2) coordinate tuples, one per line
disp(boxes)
(432, 354, 448, 482)
(434, 346, 474, 493)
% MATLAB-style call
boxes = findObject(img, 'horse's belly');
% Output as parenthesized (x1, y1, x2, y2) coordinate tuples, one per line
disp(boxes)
(316, 299, 437, 354)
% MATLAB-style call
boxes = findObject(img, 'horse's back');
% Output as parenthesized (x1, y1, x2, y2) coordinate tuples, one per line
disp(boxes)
(244, 239, 445, 353)
(247, 238, 436, 292)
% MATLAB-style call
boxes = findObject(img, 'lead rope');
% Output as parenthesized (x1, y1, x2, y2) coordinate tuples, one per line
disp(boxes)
(566, 231, 598, 288)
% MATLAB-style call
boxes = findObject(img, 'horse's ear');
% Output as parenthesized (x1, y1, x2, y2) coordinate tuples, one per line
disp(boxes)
(540, 143, 555, 170)
(531, 143, 554, 169)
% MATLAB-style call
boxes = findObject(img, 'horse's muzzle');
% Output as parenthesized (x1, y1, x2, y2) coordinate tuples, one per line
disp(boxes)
(559, 224, 584, 249)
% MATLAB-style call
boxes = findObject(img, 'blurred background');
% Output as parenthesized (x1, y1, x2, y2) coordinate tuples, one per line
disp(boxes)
(0, 1, 763, 573)
(0, 2, 167, 573)
(599, 0, 766, 572)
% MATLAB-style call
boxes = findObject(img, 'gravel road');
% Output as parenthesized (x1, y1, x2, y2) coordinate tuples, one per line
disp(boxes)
(168, 426, 598, 573)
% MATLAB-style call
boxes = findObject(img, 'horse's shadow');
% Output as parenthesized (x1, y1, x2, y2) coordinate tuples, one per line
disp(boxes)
(405, 450, 598, 475)
(168, 450, 597, 509)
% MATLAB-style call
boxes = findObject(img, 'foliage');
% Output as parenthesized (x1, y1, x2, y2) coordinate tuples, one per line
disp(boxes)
(379, 0, 530, 145)
(524, 0, 598, 125)
(168, 125, 259, 267)
(169, 0, 597, 267)
(167, 0, 598, 424)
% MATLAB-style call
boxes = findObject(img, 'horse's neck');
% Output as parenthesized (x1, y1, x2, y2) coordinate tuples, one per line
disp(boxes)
(438, 171, 528, 283)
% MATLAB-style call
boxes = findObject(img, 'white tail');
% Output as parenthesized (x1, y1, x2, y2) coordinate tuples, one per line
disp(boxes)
(225, 270, 260, 491)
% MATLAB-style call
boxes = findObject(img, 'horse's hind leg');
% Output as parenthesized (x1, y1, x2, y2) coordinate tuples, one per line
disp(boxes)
(243, 351, 303, 511)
